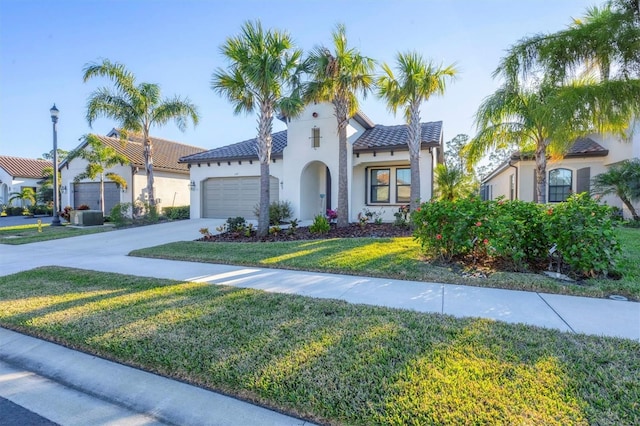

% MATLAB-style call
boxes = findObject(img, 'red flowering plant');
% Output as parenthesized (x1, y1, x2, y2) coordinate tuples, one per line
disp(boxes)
(412, 196, 548, 270)
(326, 209, 338, 223)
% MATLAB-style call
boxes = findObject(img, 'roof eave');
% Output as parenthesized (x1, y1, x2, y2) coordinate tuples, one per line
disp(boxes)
(179, 153, 284, 164)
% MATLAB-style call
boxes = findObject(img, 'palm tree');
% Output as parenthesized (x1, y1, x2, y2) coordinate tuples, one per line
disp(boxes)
(67, 134, 129, 215)
(592, 159, 640, 220)
(498, 2, 640, 84)
(465, 77, 640, 203)
(305, 24, 375, 227)
(377, 51, 458, 211)
(434, 163, 476, 201)
(212, 21, 304, 237)
(83, 59, 199, 209)
(9, 187, 36, 208)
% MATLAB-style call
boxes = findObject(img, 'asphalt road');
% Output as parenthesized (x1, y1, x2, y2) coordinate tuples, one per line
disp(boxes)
(0, 215, 56, 228)
(0, 397, 59, 426)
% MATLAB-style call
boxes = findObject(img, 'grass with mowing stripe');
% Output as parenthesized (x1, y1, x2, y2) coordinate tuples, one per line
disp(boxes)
(0, 223, 111, 244)
(131, 227, 640, 300)
(0, 267, 637, 425)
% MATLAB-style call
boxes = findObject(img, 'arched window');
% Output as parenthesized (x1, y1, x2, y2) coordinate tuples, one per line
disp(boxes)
(548, 169, 572, 202)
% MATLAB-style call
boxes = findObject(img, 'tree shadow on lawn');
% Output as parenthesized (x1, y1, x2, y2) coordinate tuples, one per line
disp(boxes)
(1, 267, 637, 424)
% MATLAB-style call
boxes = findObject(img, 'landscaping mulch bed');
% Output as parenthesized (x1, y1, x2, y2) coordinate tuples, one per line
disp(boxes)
(201, 223, 413, 243)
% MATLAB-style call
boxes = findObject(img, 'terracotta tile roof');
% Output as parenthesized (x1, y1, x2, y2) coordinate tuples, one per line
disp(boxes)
(353, 122, 443, 151)
(71, 133, 206, 174)
(180, 121, 443, 163)
(0, 156, 52, 179)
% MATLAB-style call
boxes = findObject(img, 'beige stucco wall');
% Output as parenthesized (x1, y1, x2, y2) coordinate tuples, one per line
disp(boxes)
(61, 154, 191, 214)
(485, 155, 639, 219)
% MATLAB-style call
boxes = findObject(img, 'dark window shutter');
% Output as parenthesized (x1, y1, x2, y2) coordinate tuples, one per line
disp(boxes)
(576, 167, 591, 194)
(533, 170, 538, 203)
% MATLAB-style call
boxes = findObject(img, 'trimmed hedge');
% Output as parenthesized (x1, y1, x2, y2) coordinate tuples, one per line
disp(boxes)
(412, 194, 620, 278)
(163, 205, 190, 220)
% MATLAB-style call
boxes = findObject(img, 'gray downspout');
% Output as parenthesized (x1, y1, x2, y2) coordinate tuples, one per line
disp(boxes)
(430, 147, 435, 200)
(509, 160, 518, 200)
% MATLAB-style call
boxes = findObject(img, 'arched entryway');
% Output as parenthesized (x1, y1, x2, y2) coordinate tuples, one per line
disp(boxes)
(299, 161, 332, 220)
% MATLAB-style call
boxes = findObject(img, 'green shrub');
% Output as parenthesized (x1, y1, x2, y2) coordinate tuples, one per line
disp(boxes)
(544, 193, 620, 277)
(227, 216, 246, 231)
(163, 206, 190, 220)
(6, 206, 25, 216)
(309, 215, 330, 234)
(287, 218, 299, 235)
(412, 195, 621, 278)
(109, 203, 133, 227)
(253, 200, 293, 225)
(28, 205, 52, 215)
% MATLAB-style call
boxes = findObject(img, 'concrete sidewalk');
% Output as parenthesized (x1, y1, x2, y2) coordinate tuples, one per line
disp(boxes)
(0, 219, 638, 425)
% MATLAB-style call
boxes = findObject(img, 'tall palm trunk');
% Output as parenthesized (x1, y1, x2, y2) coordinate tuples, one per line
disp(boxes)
(407, 101, 421, 211)
(143, 130, 155, 207)
(619, 194, 640, 220)
(335, 98, 350, 228)
(257, 103, 274, 236)
(534, 140, 549, 203)
(100, 174, 105, 215)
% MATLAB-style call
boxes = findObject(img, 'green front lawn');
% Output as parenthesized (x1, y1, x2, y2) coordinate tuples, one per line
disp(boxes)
(0, 267, 637, 425)
(131, 227, 640, 300)
(0, 223, 112, 244)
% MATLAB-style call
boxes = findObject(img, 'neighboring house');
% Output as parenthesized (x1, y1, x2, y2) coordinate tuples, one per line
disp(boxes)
(60, 129, 206, 214)
(481, 126, 640, 219)
(0, 156, 52, 207)
(180, 102, 444, 222)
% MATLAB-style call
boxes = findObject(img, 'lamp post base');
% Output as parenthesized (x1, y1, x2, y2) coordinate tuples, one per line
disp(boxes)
(51, 214, 62, 226)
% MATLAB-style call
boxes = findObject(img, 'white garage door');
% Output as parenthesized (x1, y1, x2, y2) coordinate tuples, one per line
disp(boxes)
(202, 176, 279, 219)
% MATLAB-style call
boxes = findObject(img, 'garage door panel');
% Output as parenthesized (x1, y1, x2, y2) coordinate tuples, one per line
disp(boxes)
(202, 176, 279, 219)
(73, 182, 119, 214)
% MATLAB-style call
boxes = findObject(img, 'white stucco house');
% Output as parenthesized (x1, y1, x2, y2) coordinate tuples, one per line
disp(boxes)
(180, 102, 444, 222)
(481, 125, 640, 218)
(0, 156, 51, 207)
(60, 129, 206, 215)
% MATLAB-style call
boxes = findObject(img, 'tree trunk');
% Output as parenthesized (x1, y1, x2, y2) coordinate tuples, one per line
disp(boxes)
(335, 99, 350, 228)
(256, 102, 274, 237)
(620, 195, 640, 221)
(100, 174, 105, 216)
(534, 140, 548, 204)
(143, 129, 155, 208)
(407, 102, 421, 211)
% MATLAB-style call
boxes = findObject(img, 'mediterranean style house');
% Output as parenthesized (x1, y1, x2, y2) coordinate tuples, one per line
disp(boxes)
(481, 124, 640, 219)
(180, 102, 444, 222)
(59, 129, 206, 214)
(0, 156, 51, 207)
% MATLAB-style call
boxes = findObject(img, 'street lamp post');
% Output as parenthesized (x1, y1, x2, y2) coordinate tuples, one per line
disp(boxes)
(50, 104, 61, 226)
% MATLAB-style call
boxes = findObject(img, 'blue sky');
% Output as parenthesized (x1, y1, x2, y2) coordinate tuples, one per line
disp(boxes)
(1, 0, 596, 159)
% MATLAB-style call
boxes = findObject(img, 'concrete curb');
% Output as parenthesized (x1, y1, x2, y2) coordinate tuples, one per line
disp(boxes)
(0, 328, 312, 426)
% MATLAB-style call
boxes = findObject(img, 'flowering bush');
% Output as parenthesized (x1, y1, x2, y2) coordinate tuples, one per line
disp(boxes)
(412, 195, 620, 277)
(326, 209, 338, 222)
